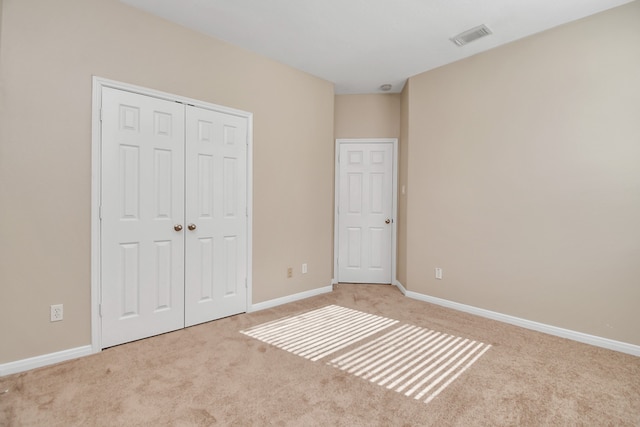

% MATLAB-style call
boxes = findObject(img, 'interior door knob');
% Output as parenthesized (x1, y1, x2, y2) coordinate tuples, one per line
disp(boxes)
(188, 223, 197, 231)
(385, 219, 391, 224)
(174, 224, 183, 231)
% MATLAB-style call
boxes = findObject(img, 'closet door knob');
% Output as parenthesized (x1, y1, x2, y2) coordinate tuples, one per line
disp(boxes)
(385, 219, 391, 224)
(174, 224, 183, 231)
(188, 223, 197, 231)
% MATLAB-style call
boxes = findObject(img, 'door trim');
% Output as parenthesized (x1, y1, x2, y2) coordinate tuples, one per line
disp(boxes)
(91, 76, 253, 353)
(333, 138, 398, 284)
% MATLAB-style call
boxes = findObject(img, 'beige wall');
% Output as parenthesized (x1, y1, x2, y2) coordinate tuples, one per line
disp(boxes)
(334, 94, 401, 139)
(405, 1, 640, 345)
(0, 0, 3, 49)
(0, 0, 334, 364)
(2, 0, 638, 367)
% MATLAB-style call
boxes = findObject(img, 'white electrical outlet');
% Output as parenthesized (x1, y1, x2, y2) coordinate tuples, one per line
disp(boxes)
(302, 263, 308, 274)
(50, 304, 63, 322)
(435, 268, 443, 280)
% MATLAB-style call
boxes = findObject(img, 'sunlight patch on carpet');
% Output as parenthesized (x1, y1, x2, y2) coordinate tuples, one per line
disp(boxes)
(327, 324, 491, 403)
(240, 305, 398, 361)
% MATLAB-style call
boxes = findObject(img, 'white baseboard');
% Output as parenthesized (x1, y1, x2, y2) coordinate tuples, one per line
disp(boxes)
(249, 285, 333, 312)
(5, 287, 635, 377)
(393, 279, 407, 295)
(405, 291, 640, 357)
(0, 345, 93, 377)
(2, 285, 334, 377)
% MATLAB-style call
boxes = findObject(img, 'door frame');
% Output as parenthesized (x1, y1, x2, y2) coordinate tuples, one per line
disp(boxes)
(333, 138, 398, 284)
(90, 76, 253, 353)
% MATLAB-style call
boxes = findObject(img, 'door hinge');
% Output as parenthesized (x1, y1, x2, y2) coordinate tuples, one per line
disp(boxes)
(98, 205, 102, 220)
(99, 108, 103, 122)
(99, 303, 102, 317)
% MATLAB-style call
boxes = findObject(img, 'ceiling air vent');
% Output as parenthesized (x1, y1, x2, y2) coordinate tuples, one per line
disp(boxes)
(450, 25, 492, 47)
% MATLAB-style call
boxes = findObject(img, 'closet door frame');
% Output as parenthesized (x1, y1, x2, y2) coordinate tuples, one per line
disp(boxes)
(90, 76, 253, 353)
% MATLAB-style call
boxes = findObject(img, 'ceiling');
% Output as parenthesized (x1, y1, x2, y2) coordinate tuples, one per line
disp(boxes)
(121, 0, 634, 94)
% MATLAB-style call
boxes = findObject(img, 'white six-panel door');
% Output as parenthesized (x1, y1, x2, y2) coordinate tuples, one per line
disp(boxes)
(184, 106, 247, 326)
(100, 87, 248, 348)
(100, 87, 186, 348)
(337, 142, 393, 284)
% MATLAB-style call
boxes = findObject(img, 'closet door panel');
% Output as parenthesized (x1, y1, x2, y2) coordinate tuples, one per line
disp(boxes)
(184, 106, 248, 327)
(101, 87, 185, 348)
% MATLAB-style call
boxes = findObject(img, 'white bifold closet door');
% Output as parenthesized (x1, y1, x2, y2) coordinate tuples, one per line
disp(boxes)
(100, 87, 247, 348)
(184, 105, 247, 327)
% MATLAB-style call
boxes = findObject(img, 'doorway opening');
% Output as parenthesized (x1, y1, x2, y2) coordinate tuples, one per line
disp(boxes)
(334, 138, 397, 285)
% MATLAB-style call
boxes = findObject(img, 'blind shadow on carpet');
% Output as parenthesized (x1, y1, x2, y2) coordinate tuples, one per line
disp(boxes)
(241, 304, 491, 404)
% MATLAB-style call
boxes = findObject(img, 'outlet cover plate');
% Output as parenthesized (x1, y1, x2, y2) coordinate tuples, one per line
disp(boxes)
(50, 304, 63, 322)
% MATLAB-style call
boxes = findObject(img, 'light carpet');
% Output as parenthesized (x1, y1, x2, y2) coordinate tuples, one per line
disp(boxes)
(1, 284, 639, 426)
(241, 304, 491, 405)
